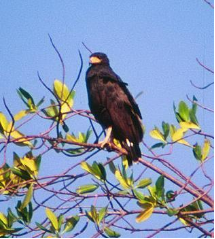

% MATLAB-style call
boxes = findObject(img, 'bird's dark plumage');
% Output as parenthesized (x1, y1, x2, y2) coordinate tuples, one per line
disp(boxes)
(86, 52, 143, 165)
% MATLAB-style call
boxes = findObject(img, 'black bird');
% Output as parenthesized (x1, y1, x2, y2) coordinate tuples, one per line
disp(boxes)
(86, 52, 143, 165)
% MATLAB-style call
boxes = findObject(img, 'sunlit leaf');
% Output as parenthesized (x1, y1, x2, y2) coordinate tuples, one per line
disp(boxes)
(150, 128, 166, 143)
(0, 112, 8, 133)
(179, 217, 190, 226)
(136, 204, 154, 223)
(155, 175, 164, 199)
(14, 110, 28, 121)
(45, 208, 59, 231)
(122, 155, 129, 170)
(136, 178, 152, 189)
(53, 79, 70, 101)
(20, 184, 33, 210)
(179, 122, 200, 130)
(172, 128, 191, 146)
(115, 170, 130, 190)
(202, 139, 210, 161)
(76, 184, 98, 194)
(0, 213, 7, 226)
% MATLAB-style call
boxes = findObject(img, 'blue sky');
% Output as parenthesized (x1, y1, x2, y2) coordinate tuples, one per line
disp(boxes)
(0, 1, 213, 238)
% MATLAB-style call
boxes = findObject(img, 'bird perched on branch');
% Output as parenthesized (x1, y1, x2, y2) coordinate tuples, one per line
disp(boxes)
(86, 52, 143, 166)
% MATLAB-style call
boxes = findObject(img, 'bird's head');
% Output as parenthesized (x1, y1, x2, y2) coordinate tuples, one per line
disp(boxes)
(89, 52, 109, 66)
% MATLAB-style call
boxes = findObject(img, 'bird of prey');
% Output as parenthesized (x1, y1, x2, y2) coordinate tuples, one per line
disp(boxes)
(86, 52, 143, 165)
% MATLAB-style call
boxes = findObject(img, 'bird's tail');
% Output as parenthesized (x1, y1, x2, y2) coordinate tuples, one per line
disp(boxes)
(121, 140, 141, 166)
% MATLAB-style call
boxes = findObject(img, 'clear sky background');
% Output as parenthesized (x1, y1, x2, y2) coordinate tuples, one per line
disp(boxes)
(0, 1, 214, 238)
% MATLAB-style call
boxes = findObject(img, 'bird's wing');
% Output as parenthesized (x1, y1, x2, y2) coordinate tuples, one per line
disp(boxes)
(100, 67, 142, 120)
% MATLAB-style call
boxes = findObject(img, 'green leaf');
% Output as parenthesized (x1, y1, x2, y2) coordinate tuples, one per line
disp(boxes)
(162, 121, 170, 139)
(136, 178, 152, 189)
(46, 208, 59, 231)
(189, 108, 199, 125)
(98, 207, 107, 225)
(11, 167, 31, 180)
(76, 184, 98, 194)
(7, 208, 18, 227)
(36, 97, 45, 108)
(193, 143, 202, 161)
(166, 190, 175, 201)
(97, 163, 106, 181)
(178, 101, 190, 122)
(58, 214, 64, 231)
(151, 142, 166, 149)
(36, 222, 52, 233)
(63, 216, 79, 233)
(108, 161, 116, 174)
(202, 139, 210, 161)
(20, 184, 33, 210)
(104, 227, 121, 238)
(150, 128, 166, 143)
(155, 175, 165, 198)
(136, 204, 154, 223)
(90, 205, 98, 224)
(133, 189, 145, 201)
(17, 87, 35, 106)
(167, 208, 179, 216)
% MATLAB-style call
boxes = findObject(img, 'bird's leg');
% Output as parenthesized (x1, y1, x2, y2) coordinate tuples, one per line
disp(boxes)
(99, 126, 112, 148)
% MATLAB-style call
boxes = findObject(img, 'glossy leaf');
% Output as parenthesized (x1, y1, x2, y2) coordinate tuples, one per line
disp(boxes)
(76, 184, 98, 194)
(46, 208, 59, 231)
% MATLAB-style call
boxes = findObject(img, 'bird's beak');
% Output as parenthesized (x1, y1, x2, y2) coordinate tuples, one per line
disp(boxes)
(89, 56, 102, 64)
